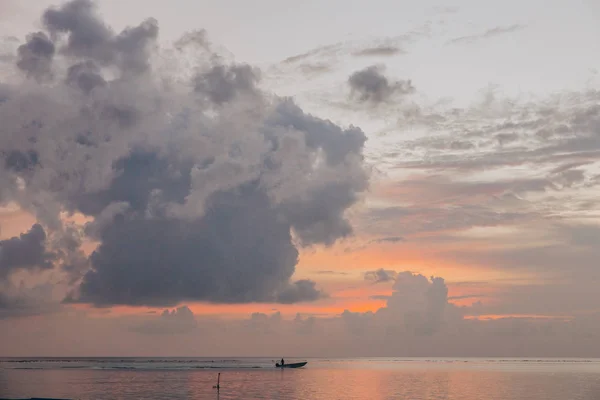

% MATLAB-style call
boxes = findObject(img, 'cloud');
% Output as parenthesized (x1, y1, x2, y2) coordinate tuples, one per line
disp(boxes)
(366, 87, 600, 246)
(375, 272, 457, 335)
(447, 294, 488, 301)
(4, 270, 600, 357)
(298, 63, 331, 76)
(276, 279, 327, 304)
(364, 268, 398, 283)
(0, 283, 60, 319)
(0, 224, 54, 280)
(281, 43, 342, 64)
(448, 24, 525, 45)
(353, 45, 404, 57)
(193, 63, 260, 104)
(348, 65, 414, 104)
(42, 0, 158, 74)
(65, 60, 106, 94)
(0, 0, 368, 308)
(371, 236, 404, 244)
(369, 294, 390, 300)
(315, 270, 349, 276)
(133, 305, 198, 334)
(16, 32, 55, 81)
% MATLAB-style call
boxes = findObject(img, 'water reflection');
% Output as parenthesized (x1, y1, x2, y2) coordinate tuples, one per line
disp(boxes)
(2, 363, 600, 399)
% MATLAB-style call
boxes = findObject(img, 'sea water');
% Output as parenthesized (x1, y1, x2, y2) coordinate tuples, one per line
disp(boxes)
(2, 357, 600, 399)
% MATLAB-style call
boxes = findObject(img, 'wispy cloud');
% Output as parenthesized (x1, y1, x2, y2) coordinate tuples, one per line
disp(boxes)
(448, 24, 526, 45)
(353, 45, 405, 57)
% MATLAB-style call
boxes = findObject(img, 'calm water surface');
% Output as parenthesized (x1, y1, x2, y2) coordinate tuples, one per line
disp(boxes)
(2, 358, 600, 399)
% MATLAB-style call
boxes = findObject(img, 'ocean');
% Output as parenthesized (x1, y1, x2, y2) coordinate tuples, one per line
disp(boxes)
(1, 358, 600, 399)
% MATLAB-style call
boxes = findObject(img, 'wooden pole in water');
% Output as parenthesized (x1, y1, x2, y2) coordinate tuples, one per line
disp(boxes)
(213, 372, 220, 390)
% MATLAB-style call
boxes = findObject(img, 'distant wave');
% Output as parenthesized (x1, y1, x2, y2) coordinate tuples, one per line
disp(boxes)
(0, 357, 279, 371)
(1, 357, 598, 372)
(9, 365, 268, 371)
(1, 358, 246, 363)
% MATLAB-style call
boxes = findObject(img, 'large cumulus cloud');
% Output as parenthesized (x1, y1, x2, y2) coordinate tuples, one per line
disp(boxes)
(0, 0, 369, 308)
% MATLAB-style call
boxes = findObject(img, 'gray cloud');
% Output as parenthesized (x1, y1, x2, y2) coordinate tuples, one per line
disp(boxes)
(371, 236, 404, 244)
(133, 305, 198, 334)
(0, 224, 54, 280)
(342, 271, 460, 338)
(448, 24, 525, 45)
(353, 45, 404, 57)
(364, 268, 398, 283)
(0, 83, 11, 104)
(281, 43, 342, 64)
(0, 283, 60, 319)
(367, 89, 600, 245)
(5, 272, 600, 357)
(4, 150, 39, 172)
(276, 279, 326, 304)
(194, 63, 260, 104)
(65, 60, 106, 94)
(447, 294, 488, 301)
(298, 63, 331, 76)
(315, 270, 349, 276)
(69, 183, 302, 306)
(377, 272, 454, 335)
(16, 32, 55, 80)
(1, 0, 368, 308)
(348, 65, 414, 104)
(369, 294, 390, 300)
(42, 0, 158, 74)
(441, 223, 600, 277)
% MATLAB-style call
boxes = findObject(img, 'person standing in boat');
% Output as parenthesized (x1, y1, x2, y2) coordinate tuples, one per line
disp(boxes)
(280, 358, 285, 367)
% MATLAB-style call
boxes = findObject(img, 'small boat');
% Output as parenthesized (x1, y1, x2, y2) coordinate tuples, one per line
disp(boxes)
(275, 361, 307, 368)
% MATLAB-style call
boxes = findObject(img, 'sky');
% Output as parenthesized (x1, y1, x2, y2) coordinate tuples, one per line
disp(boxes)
(1, 0, 600, 357)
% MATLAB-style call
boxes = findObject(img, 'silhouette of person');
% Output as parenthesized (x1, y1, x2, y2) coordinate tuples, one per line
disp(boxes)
(280, 358, 285, 366)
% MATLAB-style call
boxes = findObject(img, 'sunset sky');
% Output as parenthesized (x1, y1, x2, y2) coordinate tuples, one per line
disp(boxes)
(1, 0, 600, 357)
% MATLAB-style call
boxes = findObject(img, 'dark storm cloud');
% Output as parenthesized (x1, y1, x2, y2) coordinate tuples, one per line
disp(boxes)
(69, 182, 301, 306)
(0, 224, 54, 279)
(16, 32, 55, 80)
(348, 65, 414, 104)
(1, 0, 368, 307)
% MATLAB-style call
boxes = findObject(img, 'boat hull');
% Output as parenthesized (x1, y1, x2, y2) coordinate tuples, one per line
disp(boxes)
(275, 361, 307, 368)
